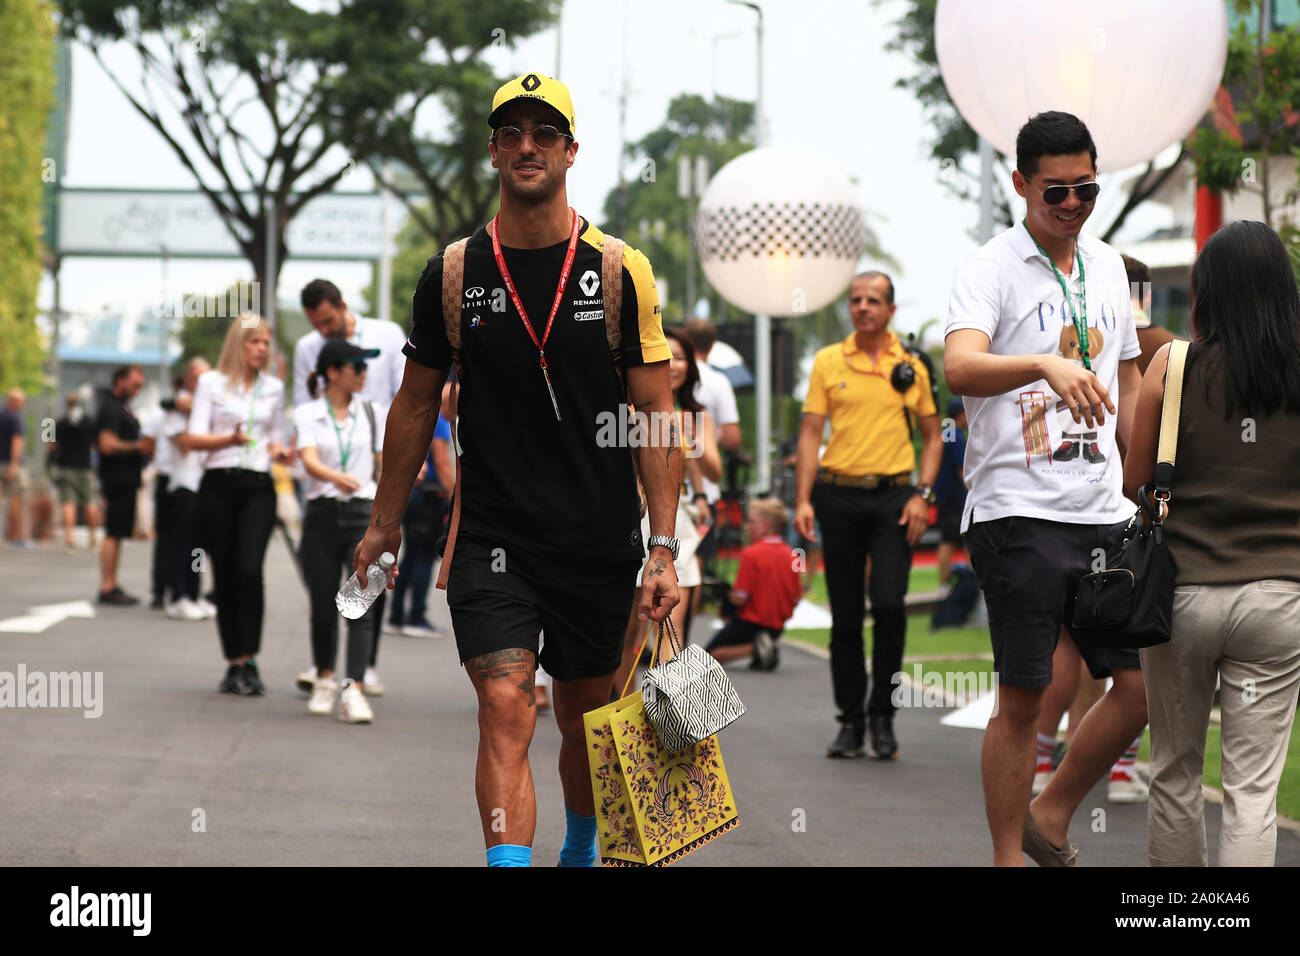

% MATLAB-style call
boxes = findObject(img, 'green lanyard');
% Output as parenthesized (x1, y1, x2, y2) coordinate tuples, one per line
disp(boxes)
(324, 398, 358, 471)
(1024, 219, 1092, 372)
(241, 374, 262, 467)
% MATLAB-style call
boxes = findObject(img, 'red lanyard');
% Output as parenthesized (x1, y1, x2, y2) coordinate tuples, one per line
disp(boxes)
(490, 208, 580, 422)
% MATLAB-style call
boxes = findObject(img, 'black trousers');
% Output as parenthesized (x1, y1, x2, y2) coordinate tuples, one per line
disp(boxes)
(813, 482, 914, 724)
(300, 497, 382, 682)
(198, 468, 276, 661)
(167, 487, 200, 602)
(151, 474, 170, 602)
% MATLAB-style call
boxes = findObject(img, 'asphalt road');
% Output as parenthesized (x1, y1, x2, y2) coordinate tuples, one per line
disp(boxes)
(1, 535, 1296, 867)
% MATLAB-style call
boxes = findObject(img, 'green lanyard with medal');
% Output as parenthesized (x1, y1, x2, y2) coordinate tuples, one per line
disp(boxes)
(241, 374, 262, 468)
(1024, 218, 1092, 372)
(325, 398, 358, 497)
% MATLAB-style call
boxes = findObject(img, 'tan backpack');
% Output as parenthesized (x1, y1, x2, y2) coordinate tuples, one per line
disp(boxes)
(435, 225, 630, 589)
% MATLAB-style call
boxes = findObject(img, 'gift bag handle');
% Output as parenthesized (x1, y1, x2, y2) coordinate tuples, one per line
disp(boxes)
(618, 618, 683, 700)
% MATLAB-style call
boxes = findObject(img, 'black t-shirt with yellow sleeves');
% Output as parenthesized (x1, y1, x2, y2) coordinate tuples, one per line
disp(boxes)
(404, 217, 668, 563)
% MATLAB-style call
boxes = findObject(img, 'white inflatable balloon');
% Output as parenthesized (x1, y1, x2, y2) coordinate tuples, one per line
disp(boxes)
(936, 0, 1228, 171)
(696, 147, 868, 318)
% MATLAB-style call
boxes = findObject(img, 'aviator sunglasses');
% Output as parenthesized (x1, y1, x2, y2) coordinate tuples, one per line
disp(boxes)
(493, 124, 570, 150)
(1025, 177, 1101, 205)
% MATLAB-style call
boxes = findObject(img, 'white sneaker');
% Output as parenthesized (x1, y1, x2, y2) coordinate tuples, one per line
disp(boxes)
(194, 597, 217, 619)
(339, 679, 373, 723)
(308, 676, 339, 715)
(180, 597, 208, 621)
(165, 598, 205, 621)
(362, 667, 385, 697)
(1108, 770, 1149, 804)
(296, 667, 317, 694)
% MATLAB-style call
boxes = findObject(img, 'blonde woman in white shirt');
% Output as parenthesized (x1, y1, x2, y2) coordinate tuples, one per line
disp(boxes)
(187, 316, 294, 696)
(295, 340, 385, 723)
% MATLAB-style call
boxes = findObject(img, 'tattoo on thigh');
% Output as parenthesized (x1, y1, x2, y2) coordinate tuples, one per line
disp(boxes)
(467, 648, 535, 705)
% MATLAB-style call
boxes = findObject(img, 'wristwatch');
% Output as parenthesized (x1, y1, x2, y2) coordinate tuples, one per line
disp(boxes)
(914, 484, 936, 504)
(647, 535, 680, 560)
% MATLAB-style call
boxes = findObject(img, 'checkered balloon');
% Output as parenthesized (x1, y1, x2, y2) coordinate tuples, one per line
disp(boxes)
(696, 148, 867, 317)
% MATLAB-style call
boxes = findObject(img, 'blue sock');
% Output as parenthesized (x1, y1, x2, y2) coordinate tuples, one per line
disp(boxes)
(558, 806, 598, 867)
(486, 843, 531, 867)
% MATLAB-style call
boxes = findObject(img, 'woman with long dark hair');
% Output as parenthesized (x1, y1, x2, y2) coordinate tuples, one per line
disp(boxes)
(187, 315, 294, 695)
(295, 340, 385, 723)
(613, 326, 721, 690)
(1125, 219, 1300, 866)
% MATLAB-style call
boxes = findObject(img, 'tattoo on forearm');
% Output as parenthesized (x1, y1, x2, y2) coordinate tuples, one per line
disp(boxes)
(647, 558, 668, 579)
(466, 648, 536, 706)
(666, 423, 679, 469)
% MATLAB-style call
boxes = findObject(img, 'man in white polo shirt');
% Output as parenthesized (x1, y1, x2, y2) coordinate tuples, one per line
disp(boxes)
(294, 279, 408, 408)
(944, 112, 1147, 867)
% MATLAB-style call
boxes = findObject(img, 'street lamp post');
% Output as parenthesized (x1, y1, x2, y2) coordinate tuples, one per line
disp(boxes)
(728, 0, 771, 492)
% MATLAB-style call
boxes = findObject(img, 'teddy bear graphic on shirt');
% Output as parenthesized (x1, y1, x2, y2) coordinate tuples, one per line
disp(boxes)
(1050, 325, 1105, 464)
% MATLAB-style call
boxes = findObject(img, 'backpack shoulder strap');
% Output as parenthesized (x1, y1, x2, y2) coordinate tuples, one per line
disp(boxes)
(601, 235, 626, 368)
(441, 238, 471, 360)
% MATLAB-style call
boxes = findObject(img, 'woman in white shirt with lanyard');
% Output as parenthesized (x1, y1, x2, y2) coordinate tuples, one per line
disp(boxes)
(294, 340, 385, 723)
(187, 316, 293, 696)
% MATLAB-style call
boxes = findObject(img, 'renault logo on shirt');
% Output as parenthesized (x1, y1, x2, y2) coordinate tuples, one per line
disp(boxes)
(578, 270, 600, 297)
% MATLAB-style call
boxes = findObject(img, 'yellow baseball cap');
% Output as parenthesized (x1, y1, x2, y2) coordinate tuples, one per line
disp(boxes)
(489, 72, 575, 136)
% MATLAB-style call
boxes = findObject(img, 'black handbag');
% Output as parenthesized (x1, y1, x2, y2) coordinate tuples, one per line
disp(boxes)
(1071, 341, 1188, 649)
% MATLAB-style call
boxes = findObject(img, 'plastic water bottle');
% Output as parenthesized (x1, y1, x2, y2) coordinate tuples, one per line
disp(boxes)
(336, 552, 396, 620)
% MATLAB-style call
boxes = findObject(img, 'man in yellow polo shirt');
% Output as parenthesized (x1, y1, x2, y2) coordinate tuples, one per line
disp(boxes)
(795, 271, 942, 759)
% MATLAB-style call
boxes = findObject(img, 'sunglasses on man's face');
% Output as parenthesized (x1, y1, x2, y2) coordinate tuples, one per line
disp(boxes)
(494, 125, 568, 151)
(347, 362, 368, 374)
(1026, 178, 1101, 205)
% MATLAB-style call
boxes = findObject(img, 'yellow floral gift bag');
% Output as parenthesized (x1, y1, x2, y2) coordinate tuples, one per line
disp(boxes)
(584, 622, 740, 867)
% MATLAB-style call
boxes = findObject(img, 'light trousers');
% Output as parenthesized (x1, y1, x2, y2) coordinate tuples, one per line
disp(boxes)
(1141, 580, 1300, 866)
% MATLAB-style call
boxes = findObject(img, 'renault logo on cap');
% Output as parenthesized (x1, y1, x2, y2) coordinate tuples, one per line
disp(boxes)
(522, 74, 540, 91)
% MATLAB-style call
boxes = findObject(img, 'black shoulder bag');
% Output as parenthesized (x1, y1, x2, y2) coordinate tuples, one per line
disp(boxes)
(1070, 340, 1188, 648)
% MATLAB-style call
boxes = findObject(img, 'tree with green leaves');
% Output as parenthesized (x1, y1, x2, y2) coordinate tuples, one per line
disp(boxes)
(1, 0, 54, 393)
(1187, 0, 1300, 277)
(880, 0, 1187, 243)
(331, 1, 560, 322)
(59, 1, 558, 324)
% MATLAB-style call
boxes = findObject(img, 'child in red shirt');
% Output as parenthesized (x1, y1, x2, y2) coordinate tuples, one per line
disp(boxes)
(706, 498, 803, 672)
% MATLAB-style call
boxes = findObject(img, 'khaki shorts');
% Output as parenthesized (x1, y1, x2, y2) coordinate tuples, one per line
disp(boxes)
(0, 466, 29, 497)
(57, 468, 97, 506)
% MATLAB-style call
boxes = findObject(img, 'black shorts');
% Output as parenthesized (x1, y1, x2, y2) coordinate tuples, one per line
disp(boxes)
(445, 536, 640, 682)
(103, 486, 138, 540)
(937, 499, 965, 544)
(705, 617, 782, 650)
(965, 514, 1140, 688)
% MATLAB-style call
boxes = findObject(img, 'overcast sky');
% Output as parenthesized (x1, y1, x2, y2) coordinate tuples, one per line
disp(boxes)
(43, 0, 1173, 344)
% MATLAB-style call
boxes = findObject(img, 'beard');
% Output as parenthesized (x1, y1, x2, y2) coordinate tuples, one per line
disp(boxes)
(500, 162, 562, 204)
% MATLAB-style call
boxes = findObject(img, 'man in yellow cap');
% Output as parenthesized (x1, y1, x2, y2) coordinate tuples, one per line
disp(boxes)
(794, 272, 942, 761)
(354, 72, 681, 867)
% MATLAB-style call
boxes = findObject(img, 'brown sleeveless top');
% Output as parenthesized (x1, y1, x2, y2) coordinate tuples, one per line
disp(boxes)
(1164, 342, 1300, 585)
